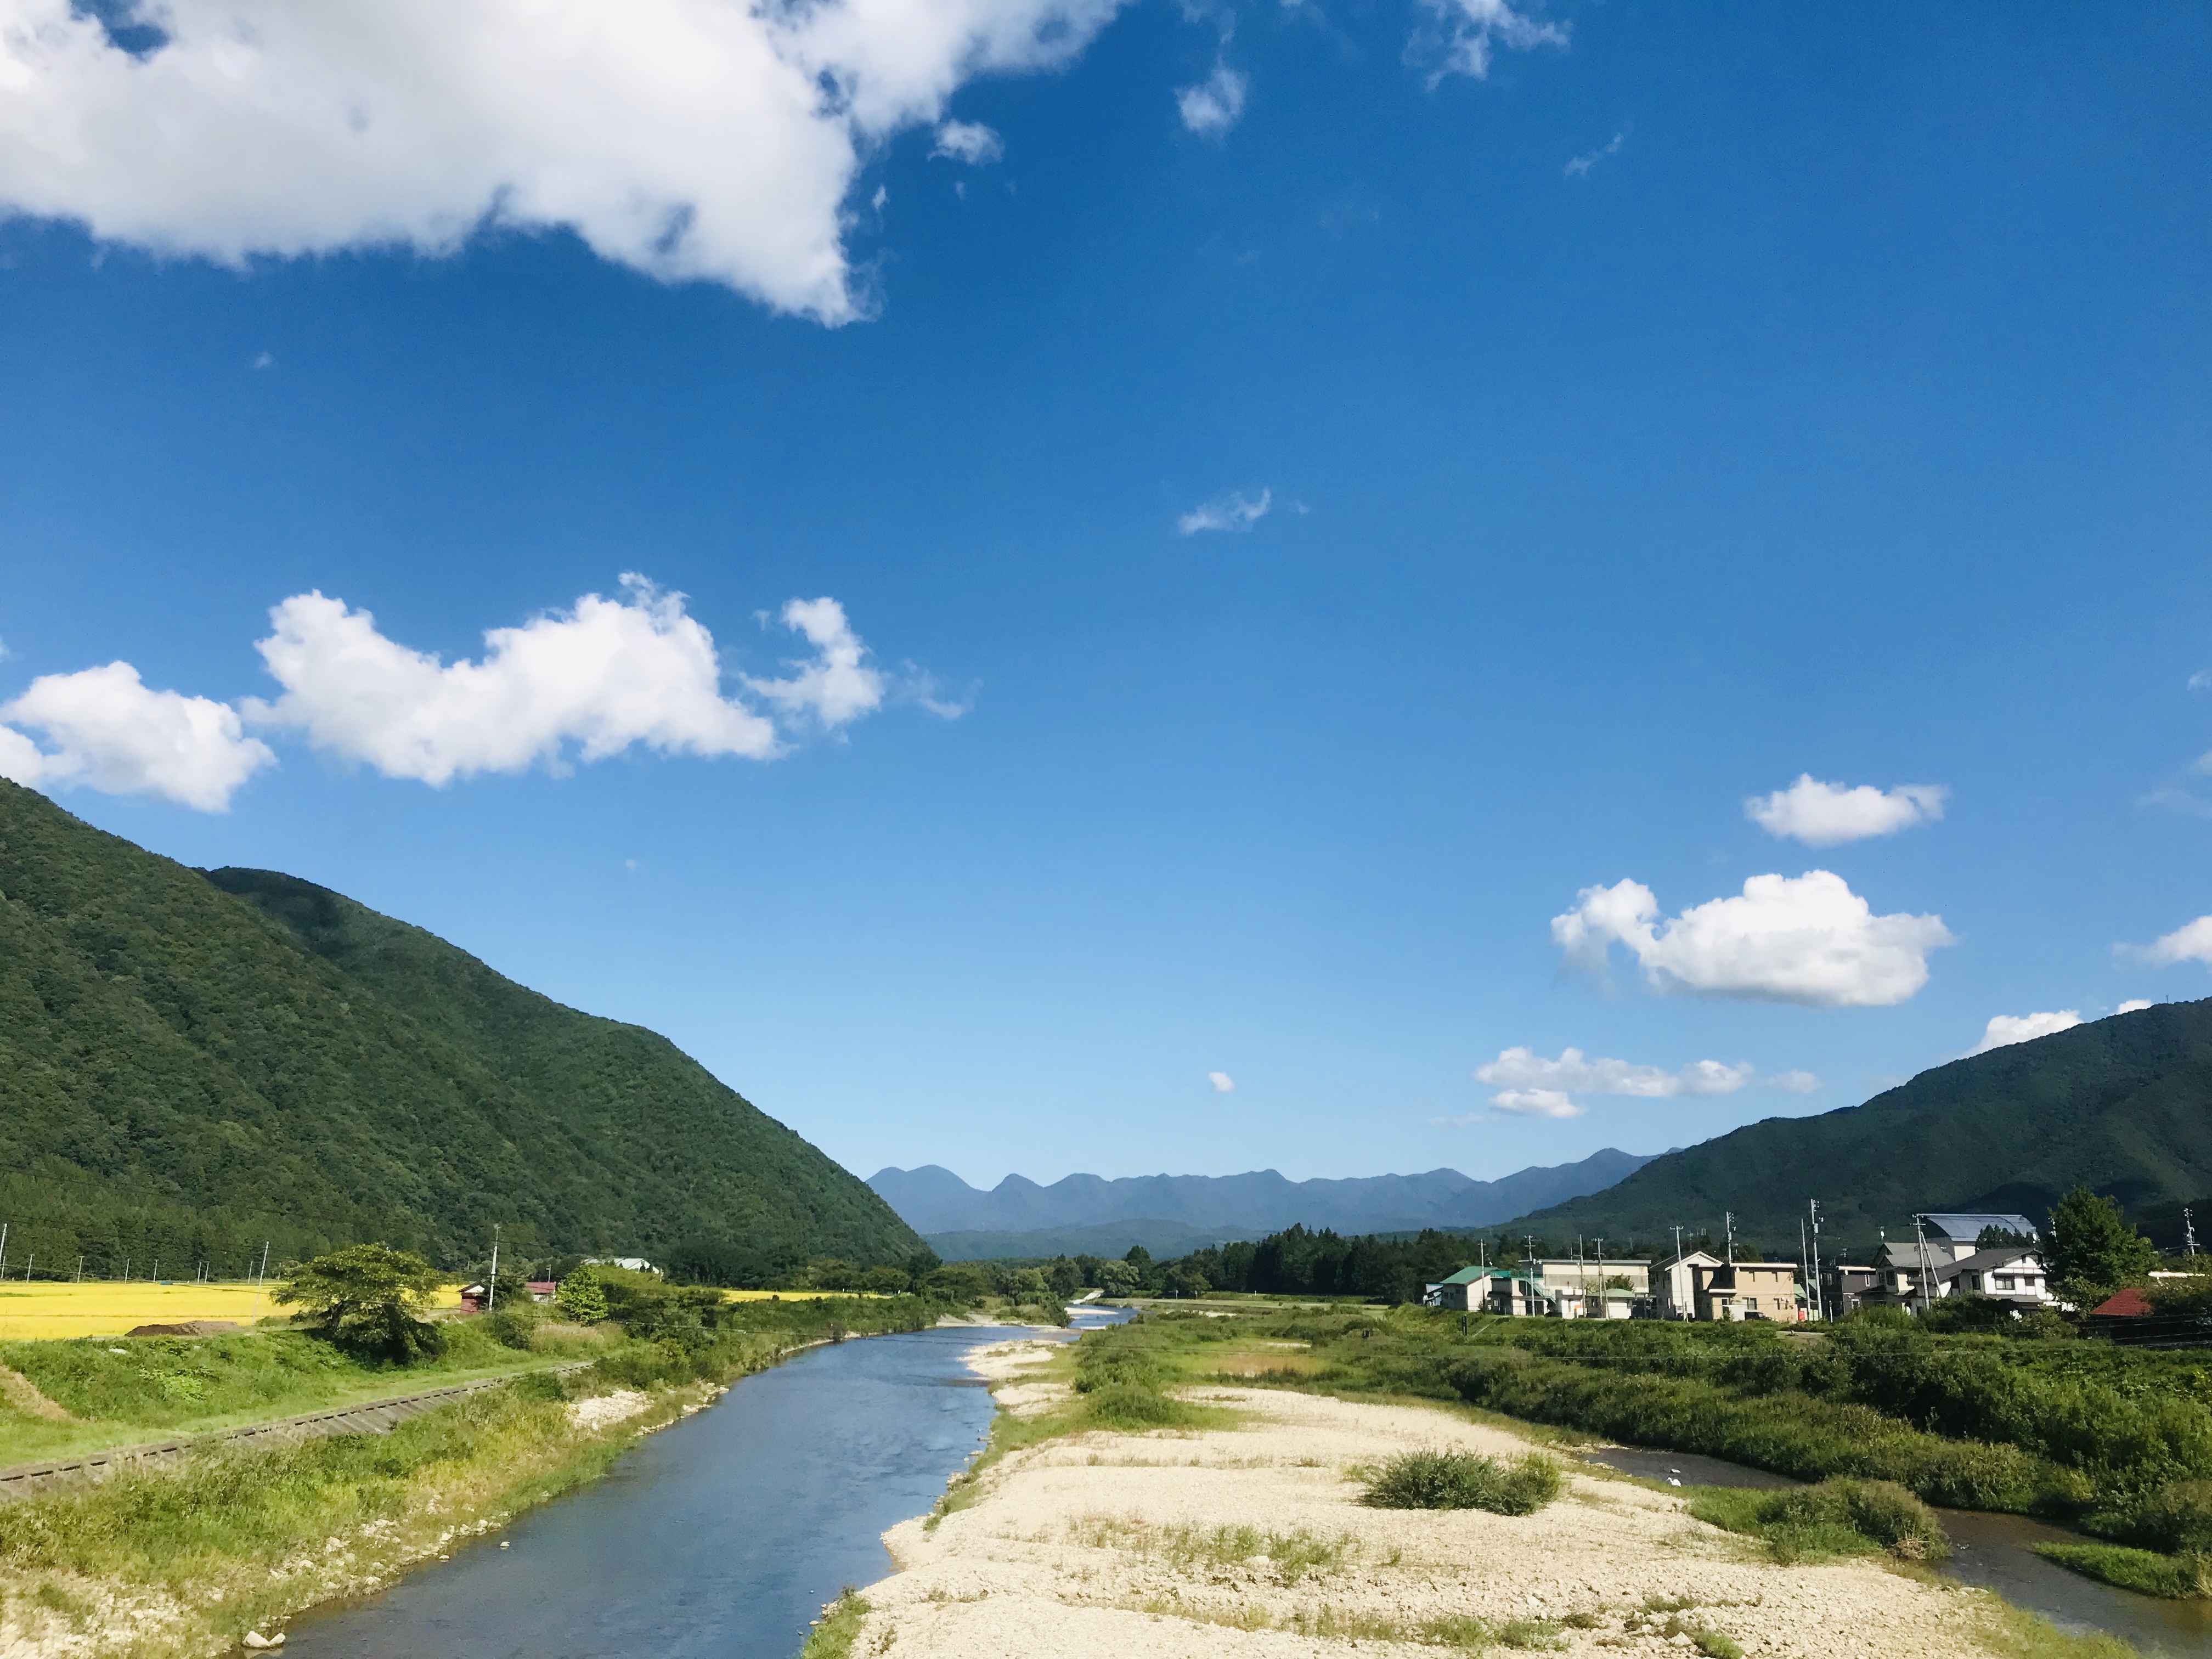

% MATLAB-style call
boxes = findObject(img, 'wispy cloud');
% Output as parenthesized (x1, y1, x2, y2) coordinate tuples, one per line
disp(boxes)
(1412, 0, 1567, 86)
(931, 120, 1004, 165)
(1177, 487, 1272, 535)
(1177, 63, 1249, 136)
(1563, 129, 1624, 177)
(1207, 1070, 1235, 1092)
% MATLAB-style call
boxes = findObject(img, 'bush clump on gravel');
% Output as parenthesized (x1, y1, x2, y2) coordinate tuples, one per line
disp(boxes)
(1692, 1477, 1950, 1564)
(1360, 1449, 1561, 1515)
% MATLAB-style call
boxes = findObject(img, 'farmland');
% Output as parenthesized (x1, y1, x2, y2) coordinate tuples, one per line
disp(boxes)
(0, 1281, 463, 1342)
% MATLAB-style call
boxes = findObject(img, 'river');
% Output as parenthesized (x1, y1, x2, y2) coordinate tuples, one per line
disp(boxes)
(1587, 1447, 2212, 1657)
(282, 1317, 1113, 1659)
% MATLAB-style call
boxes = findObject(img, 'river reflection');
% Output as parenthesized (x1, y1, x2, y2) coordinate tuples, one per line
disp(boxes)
(283, 1324, 1036, 1659)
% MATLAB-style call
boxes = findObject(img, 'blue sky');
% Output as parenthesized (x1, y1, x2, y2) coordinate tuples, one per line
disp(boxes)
(1, 2, 2207, 1190)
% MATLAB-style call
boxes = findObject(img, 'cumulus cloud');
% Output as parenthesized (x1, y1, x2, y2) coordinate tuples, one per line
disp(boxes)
(1553, 871, 1954, 1008)
(931, 120, 1004, 164)
(1414, 0, 1566, 83)
(0, 662, 276, 810)
(1176, 487, 1271, 534)
(0, 0, 1125, 323)
(743, 597, 886, 731)
(243, 576, 888, 783)
(2131, 916, 2212, 968)
(1177, 63, 1248, 135)
(2117, 998, 2154, 1014)
(1745, 775, 1948, 847)
(1207, 1070, 1235, 1092)
(1563, 130, 1623, 177)
(1476, 1046, 1753, 1102)
(1968, 1011, 2083, 1056)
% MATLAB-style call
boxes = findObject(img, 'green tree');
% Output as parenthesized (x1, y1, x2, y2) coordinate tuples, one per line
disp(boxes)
(1163, 1263, 1210, 1299)
(2046, 1186, 2158, 1305)
(554, 1266, 610, 1323)
(860, 1263, 911, 1294)
(275, 1243, 445, 1362)
(1045, 1255, 1082, 1299)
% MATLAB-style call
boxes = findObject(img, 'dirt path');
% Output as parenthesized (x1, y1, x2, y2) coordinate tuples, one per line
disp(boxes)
(845, 1340, 2034, 1658)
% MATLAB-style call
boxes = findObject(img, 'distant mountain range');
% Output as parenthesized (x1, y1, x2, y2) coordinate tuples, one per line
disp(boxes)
(1489, 999, 2212, 1259)
(871, 1149, 1658, 1257)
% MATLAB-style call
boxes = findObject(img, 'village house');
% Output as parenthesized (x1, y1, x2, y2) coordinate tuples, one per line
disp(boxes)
(1850, 1214, 2053, 1311)
(1424, 1265, 1551, 1316)
(1655, 1250, 1722, 1320)
(1692, 1260, 1801, 1321)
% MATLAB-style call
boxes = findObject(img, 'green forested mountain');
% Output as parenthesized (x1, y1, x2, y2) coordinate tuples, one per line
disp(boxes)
(1494, 1000, 2212, 1258)
(0, 780, 919, 1279)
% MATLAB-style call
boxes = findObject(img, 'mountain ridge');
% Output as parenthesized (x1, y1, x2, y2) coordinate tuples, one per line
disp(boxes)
(870, 1148, 1657, 1238)
(1483, 1000, 2212, 1257)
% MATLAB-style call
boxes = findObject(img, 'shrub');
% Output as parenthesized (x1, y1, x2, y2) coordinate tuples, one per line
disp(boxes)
(1361, 1449, 1561, 1515)
(482, 1300, 542, 1350)
(1756, 1479, 1949, 1562)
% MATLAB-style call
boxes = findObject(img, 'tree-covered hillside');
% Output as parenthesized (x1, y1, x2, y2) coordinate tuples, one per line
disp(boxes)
(1491, 1001, 2212, 1258)
(0, 780, 919, 1279)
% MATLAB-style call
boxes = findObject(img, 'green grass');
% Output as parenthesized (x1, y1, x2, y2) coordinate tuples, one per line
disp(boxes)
(2036, 1542, 2212, 1599)
(799, 1589, 870, 1659)
(0, 1323, 597, 1466)
(1688, 1478, 1950, 1564)
(1359, 1448, 1561, 1514)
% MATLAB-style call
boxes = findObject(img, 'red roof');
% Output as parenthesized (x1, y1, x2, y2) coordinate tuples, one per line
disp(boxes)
(2091, 1286, 2153, 1317)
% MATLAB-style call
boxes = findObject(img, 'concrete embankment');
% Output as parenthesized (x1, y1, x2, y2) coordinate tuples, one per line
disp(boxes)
(841, 1341, 2059, 1659)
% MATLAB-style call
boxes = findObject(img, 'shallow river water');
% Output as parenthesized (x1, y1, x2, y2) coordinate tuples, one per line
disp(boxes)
(1587, 1446, 2212, 1657)
(284, 1324, 1022, 1659)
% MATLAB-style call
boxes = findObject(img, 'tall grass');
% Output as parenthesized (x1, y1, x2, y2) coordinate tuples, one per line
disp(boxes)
(1688, 1478, 1949, 1564)
(1359, 1449, 1561, 1515)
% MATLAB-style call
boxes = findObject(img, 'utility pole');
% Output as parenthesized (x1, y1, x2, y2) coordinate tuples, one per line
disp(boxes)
(1809, 1200, 1826, 1322)
(0, 1222, 9, 1280)
(1912, 1215, 1938, 1316)
(250, 1242, 272, 1320)
(75, 1256, 84, 1283)
(2187, 1207, 2198, 1261)
(22, 1255, 31, 1283)
(1724, 1212, 1736, 1266)
(488, 1224, 502, 1310)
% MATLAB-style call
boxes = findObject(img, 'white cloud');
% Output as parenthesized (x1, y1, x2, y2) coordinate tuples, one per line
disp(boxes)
(1553, 871, 1954, 1008)
(1969, 1010, 2083, 1056)
(2190, 672, 2212, 692)
(1415, 0, 1566, 83)
(1476, 1046, 1753, 1102)
(2133, 915, 2212, 968)
(1488, 1088, 1584, 1119)
(1176, 487, 1271, 534)
(1563, 130, 1623, 177)
(742, 597, 885, 731)
(1176, 63, 1248, 136)
(1769, 1069, 1821, 1094)
(0, 0, 1125, 323)
(245, 575, 882, 784)
(1207, 1070, 1235, 1092)
(1745, 775, 1948, 847)
(931, 120, 1004, 165)
(2117, 998, 2154, 1014)
(0, 661, 274, 810)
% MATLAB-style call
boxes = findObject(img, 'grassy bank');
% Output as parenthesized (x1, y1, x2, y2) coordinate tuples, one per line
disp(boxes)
(0, 1295, 932, 1659)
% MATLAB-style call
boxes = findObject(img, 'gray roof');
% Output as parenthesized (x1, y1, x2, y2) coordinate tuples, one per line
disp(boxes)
(1919, 1213, 2036, 1242)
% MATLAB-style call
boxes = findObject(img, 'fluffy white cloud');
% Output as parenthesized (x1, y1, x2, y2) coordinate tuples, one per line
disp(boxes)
(1476, 1046, 1753, 1101)
(245, 576, 882, 783)
(2117, 999, 2154, 1014)
(0, 0, 1124, 322)
(1969, 1010, 2083, 1056)
(931, 120, 1003, 165)
(1207, 1070, 1235, 1092)
(1745, 775, 1948, 846)
(2136, 916, 2212, 968)
(1415, 0, 1566, 82)
(1553, 871, 1954, 1008)
(1769, 1069, 1822, 1094)
(743, 597, 885, 731)
(1176, 63, 1248, 136)
(1488, 1088, 1584, 1119)
(0, 661, 274, 810)
(1176, 487, 1271, 535)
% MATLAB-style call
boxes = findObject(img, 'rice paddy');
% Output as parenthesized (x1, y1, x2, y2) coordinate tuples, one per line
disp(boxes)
(0, 1281, 462, 1341)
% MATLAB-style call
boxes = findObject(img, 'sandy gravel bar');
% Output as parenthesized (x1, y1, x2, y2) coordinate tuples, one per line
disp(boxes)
(849, 1341, 2023, 1659)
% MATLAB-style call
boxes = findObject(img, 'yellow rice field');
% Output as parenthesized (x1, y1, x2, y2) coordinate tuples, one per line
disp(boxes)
(0, 1282, 462, 1341)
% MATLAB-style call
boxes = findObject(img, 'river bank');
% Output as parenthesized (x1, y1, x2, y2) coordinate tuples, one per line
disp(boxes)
(0, 1299, 932, 1659)
(831, 1338, 2129, 1659)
